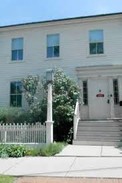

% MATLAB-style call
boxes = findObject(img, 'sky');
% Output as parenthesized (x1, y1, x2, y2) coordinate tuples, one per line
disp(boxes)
(0, 0, 122, 26)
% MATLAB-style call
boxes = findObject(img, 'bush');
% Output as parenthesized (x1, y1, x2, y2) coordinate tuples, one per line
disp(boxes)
(0, 107, 33, 124)
(40, 142, 65, 156)
(0, 144, 27, 158)
(22, 69, 80, 142)
(0, 143, 65, 157)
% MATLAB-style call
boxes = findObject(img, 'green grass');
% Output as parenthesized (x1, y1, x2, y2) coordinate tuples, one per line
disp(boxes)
(0, 175, 14, 183)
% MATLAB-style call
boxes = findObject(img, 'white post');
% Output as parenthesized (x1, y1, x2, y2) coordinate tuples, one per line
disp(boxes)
(45, 83, 54, 144)
(108, 77, 115, 118)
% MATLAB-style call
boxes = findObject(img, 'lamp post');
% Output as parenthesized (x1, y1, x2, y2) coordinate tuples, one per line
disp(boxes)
(45, 69, 54, 144)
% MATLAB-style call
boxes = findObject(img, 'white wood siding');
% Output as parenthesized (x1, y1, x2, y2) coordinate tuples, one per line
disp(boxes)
(0, 14, 122, 107)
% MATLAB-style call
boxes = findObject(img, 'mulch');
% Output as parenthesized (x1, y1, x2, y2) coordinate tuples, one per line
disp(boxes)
(15, 177, 122, 183)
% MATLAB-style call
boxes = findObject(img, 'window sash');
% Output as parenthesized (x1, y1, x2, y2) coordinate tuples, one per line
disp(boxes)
(12, 50, 23, 60)
(47, 46, 59, 58)
(12, 38, 23, 50)
(90, 42, 103, 54)
(89, 30, 103, 43)
(47, 34, 59, 47)
(10, 81, 22, 107)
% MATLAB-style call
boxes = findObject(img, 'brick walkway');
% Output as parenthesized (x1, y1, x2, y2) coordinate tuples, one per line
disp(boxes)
(16, 177, 122, 183)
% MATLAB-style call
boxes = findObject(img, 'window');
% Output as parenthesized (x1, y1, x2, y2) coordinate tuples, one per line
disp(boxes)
(10, 81, 22, 107)
(83, 81, 88, 105)
(113, 79, 119, 104)
(47, 34, 60, 58)
(89, 30, 104, 54)
(11, 38, 23, 60)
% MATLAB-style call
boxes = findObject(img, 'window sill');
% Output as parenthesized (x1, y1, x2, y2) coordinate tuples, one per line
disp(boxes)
(8, 60, 25, 64)
(45, 57, 62, 61)
(87, 54, 106, 58)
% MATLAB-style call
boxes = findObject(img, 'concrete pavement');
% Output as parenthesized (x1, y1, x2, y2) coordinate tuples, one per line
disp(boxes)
(56, 145, 122, 157)
(0, 145, 122, 178)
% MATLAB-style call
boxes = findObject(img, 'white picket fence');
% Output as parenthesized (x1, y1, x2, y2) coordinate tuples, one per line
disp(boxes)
(0, 123, 46, 144)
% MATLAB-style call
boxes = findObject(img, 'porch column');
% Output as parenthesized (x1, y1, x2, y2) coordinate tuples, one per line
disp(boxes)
(108, 77, 115, 118)
(118, 76, 122, 101)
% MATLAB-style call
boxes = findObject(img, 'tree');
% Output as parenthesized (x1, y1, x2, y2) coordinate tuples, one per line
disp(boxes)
(22, 70, 80, 142)
(52, 70, 80, 142)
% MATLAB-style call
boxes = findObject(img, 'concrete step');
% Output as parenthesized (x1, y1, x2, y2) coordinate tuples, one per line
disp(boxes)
(78, 122, 122, 127)
(76, 136, 122, 140)
(77, 131, 122, 136)
(77, 126, 121, 131)
(73, 119, 122, 146)
(73, 140, 121, 146)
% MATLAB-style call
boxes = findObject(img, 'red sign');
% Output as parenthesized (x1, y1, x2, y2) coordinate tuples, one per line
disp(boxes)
(96, 93, 104, 97)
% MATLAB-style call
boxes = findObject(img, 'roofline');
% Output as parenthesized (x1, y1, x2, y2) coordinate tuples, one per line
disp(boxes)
(0, 12, 122, 29)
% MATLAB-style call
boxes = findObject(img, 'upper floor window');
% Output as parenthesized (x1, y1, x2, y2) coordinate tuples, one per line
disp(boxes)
(11, 38, 23, 61)
(89, 30, 104, 55)
(10, 81, 22, 107)
(47, 34, 60, 58)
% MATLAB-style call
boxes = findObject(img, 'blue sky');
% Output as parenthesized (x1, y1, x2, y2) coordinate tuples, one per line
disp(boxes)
(0, 0, 122, 26)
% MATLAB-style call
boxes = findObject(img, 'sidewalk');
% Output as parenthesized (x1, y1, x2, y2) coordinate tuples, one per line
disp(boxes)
(56, 145, 122, 157)
(0, 145, 122, 178)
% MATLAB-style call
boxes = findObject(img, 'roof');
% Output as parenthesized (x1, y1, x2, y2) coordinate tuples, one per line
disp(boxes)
(0, 12, 122, 29)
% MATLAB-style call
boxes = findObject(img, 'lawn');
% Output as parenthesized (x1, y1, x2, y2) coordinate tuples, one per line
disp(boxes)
(0, 175, 14, 183)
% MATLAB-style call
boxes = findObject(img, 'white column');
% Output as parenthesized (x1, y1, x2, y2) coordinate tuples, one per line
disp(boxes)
(108, 78, 115, 118)
(118, 76, 122, 101)
(45, 83, 54, 144)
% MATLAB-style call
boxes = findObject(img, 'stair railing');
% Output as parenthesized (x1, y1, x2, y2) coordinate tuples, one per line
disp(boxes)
(73, 99, 80, 140)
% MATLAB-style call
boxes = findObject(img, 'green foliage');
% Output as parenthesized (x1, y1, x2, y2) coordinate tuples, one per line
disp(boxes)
(40, 142, 65, 156)
(22, 69, 80, 142)
(53, 70, 80, 142)
(0, 107, 32, 124)
(22, 75, 40, 106)
(0, 175, 14, 183)
(0, 144, 27, 158)
(0, 143, 65, 157)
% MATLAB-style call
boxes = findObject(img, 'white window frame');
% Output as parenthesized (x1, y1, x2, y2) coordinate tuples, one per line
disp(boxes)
(47, 34, 60, 58)
(89, 30, 104, 55)
(11, 38, 23, 61)
(10, 81, 22, 107)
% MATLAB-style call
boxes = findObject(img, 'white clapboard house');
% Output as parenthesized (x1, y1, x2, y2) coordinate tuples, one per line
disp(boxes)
(0, 12, 122, 145)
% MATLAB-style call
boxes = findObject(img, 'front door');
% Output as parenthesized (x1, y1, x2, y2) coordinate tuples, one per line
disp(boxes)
(89, 78, 110, 119)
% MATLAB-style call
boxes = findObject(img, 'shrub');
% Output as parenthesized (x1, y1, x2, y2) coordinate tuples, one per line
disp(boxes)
(22, 69, 80, 142)
(0, 143, 65, 157)
(40, 142, 65, 156)
(0, 144, 27, 158)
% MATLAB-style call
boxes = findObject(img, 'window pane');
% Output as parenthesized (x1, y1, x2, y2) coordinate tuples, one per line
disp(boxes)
(16, 95, 22, 107)
(18, 50, 23, 60)
(83, 81, 88, 105)
(10, 95, 17, 107)
(47, 34, 59, 46)
(90, 43, 96, 54)
(12, 38, 23, 50)
(12, 50, 18, 60)
(54, 46, 59, 57)
(89, 30, 103, 42)
(10, 82, 16, 94)
(97, 43, 103, 54)
(16, 82, 22, 94)
(113, 79, 119, 104)
(10, 81, 22, 107)
(47, 47, 53, 58)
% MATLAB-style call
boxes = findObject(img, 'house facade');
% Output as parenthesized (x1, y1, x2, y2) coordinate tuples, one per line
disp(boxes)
(0, 12, 122, 120)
